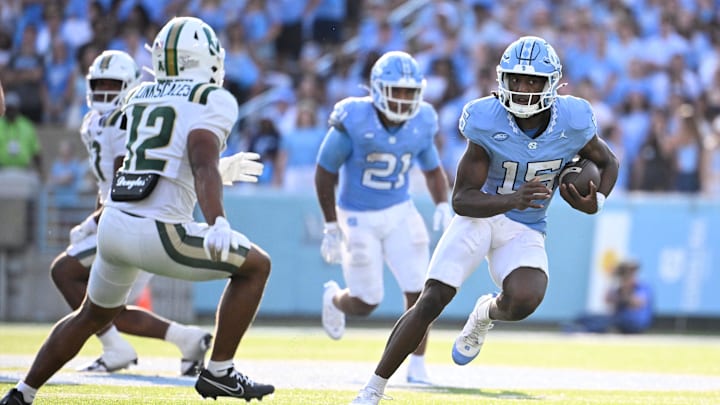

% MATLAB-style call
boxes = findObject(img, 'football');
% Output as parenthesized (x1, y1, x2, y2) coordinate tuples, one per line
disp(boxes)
(559, 159, 601, 196)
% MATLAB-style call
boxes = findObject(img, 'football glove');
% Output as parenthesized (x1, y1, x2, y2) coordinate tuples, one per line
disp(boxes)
(69, 215, 98, 245)
(218, 152, 264, 185)
(432, 202, 453, 231)
(203, 217, 241, 262)
(320, 222, 342, 264)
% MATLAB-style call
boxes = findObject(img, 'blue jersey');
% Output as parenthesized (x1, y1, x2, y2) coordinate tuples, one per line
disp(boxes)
(460, 95, 597, 233)
(317, 96, 441, 211)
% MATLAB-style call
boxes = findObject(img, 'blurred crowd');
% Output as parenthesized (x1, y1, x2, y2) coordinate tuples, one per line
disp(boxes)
(0, 0, 719, 197)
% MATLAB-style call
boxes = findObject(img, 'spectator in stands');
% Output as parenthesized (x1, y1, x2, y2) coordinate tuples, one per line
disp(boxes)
(223, 21, 262, 105)
(567, 260, 654, 334)
(670, 101, 705, 193)
(631, 109, 676, 191)
(273, 0, 313, 72)
(239, 0, 281, 68)
(275, 101, 325, 192)
(65, 42, 101, 129)
(247, 117, 282, 186)
(309, 0, 347, 54)
(46, 139, 85, 208)
(40, 39, 75, 124)
(3, 24, 45, 123)
(0, 91, 42, 178)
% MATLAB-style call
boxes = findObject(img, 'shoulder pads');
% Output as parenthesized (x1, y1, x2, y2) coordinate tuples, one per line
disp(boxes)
(564, 96, 595, 131)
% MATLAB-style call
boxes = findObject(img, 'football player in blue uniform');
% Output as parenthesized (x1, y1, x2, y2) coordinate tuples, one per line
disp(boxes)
(351, 36, 619, 404)
(315, 51, 452, 385)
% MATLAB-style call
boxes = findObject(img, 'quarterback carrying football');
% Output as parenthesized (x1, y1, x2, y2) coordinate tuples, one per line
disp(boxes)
(351, 36, 619, 404)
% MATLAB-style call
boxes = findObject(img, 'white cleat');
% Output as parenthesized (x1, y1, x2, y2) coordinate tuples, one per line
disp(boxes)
(78, 341, 138, 372)
(322, 280, 345, 340)
(350, 387, 390, 405)
(179, 328, 213, 376)
(406, 365, 432, 385)
(451, 294, 494, 365)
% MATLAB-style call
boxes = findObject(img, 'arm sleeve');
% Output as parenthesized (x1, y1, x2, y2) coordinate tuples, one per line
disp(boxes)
(316, 127, 352, 173)
(416, 142, 441, 171)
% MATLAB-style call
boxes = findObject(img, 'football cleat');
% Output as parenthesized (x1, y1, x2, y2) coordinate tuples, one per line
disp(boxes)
(322, 280, 345, 340)
(78, 342, 138, 372)
(180, 331, 213, 376)
(0, 389, 30, 405)
(350, 387, 390, 405)
(406, 366, 432, 385)
(451, 294, 495, 366)
(194, 368, 274, 401)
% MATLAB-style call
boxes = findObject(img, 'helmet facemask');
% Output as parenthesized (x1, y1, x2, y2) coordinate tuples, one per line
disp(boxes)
(496, 36, 563, 119)
(86, 50, 141, 112)
(497, 70, 560, 118)
(372, 81, 424, 122)
(88, 79, 125, 112)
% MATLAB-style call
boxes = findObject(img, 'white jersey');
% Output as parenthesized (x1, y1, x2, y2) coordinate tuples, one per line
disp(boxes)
(106, 79, 238, 223)
(79, 108, 127, 204)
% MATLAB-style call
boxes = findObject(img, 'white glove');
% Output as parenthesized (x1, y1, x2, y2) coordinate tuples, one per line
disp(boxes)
(218, 152, 264, 185)
(433, 202, 453, 231)
(320, 222, 342, 264)
(69, 215, 97, 245)
(203, 217, 241, 262)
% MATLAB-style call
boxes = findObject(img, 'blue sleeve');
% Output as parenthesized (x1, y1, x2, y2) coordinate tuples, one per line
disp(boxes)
(316, 127, 352, 173)
(415, 142, 441, 171)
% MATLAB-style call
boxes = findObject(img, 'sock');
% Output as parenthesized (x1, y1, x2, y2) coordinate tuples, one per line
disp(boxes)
(97, 325, 123, 350)
(16, 381, 37, 403)
(486, 297, 495, 321)
(165, 322, 207, 358)
(206, 359, 234, 377)
(408, 354, 425, 371)
(365, 374, 388, 394)
(164, 322, 188, 346)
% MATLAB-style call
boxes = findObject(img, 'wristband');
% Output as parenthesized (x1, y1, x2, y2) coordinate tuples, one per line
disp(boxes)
(595, 192, 606, 213)
(324, 222, 339, 233)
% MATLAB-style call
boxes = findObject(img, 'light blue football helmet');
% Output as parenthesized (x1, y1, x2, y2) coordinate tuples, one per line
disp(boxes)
(370, 51, 426, 122)
(496, 36, 562, 118)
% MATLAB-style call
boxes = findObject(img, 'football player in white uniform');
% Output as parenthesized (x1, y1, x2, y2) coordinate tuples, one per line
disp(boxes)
(50, 49, 212, 376)
(1, 17, 273, 404)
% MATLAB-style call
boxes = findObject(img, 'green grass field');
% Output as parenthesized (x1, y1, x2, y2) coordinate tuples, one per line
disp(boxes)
(2, 323, 720, 404)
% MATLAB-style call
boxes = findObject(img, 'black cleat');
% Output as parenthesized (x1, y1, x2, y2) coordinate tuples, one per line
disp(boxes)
(0, 389, 31, 405)
(195, 368, 274, 401)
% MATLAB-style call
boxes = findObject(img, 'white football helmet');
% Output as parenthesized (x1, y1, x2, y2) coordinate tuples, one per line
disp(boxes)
(496, 36, 563, 118)
(86, 50, 141, 112)
(370, 51, 426, 122)
(151, 16, 225, 85)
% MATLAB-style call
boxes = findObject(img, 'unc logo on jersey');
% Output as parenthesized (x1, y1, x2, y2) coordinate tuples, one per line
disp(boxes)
(528, 142, 538, 150)
(492, 132, 509, 141)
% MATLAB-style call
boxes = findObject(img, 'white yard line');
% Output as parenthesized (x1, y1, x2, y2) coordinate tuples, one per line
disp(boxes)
(1, 355, 719, 392)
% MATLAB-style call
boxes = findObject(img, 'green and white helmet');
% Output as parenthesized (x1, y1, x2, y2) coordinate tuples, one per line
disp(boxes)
(151, 16, 225, 85)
